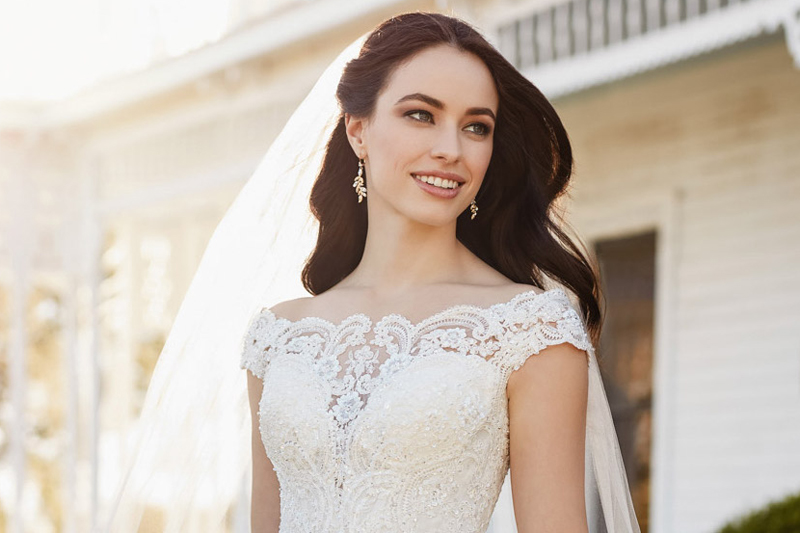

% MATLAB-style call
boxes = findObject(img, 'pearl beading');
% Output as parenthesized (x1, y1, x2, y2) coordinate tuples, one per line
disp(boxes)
(240, 287, 592, 532)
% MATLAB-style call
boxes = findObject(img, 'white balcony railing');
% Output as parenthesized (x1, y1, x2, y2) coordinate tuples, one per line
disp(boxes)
(495, 0, 800, 96)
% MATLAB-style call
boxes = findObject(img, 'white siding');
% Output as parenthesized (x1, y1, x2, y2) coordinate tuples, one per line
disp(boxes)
(559, 35, 800, 532)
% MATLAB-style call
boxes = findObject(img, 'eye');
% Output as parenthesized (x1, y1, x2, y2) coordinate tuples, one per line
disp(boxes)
(405, 109, 433, 123)
(466, 122, 492, 136)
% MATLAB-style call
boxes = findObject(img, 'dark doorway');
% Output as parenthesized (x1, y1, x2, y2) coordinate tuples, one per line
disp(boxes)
(594, 230, 656, 533)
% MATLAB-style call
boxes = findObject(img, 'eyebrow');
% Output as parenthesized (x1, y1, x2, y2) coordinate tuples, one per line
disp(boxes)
(395, 92, 496, 121)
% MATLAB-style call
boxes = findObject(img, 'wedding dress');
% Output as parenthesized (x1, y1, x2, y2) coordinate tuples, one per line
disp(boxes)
(104, 26, 640, 533)
(241, 287, 640, 532)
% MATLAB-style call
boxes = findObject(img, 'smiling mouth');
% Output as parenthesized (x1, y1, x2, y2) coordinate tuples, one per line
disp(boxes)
(411, 173, 464, 190)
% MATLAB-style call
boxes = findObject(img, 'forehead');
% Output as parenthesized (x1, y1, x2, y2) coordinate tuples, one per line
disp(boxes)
(380, 45, 498, 112)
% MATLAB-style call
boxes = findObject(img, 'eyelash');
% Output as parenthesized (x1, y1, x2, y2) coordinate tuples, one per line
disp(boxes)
(405, 109, 492, 137)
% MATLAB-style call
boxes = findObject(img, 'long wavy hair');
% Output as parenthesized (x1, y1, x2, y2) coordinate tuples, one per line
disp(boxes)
(301, 11, 604, 345)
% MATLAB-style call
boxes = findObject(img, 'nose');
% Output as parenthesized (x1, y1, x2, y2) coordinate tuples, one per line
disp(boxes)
(430, 123, 462, 162)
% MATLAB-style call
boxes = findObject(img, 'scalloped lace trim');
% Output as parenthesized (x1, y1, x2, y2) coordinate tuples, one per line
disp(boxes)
(240, 287, 592, 424)
(239, 286, 594, 532)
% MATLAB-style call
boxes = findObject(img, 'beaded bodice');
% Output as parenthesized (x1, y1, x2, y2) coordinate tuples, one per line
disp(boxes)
(240, 287, 593, 533)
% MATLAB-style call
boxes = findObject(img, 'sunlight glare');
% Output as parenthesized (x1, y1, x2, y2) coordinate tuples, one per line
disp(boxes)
(0, 0, 232, 103)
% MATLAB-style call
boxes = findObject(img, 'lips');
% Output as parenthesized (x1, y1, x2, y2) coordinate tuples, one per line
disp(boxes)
(411, 174, 463, 190)
(411, 172, 463, 199)
(411, 170, 466, 184)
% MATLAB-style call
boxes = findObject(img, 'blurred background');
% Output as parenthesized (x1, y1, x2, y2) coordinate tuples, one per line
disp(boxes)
(1, 0, 799, 531)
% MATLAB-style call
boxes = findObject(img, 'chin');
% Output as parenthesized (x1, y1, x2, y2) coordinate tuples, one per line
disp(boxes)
(407, 210, 461, 228)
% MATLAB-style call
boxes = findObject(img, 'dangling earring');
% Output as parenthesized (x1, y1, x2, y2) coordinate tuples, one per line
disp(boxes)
(469, 198, 478, 220)
(353, 158, 367, 203)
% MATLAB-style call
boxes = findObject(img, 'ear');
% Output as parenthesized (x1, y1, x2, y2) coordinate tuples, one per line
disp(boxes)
(344, 113, 368, 158)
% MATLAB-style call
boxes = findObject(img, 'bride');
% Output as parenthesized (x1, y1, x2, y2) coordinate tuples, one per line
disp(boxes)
(241, 11, 640, 533)
(105, 11, 640, 533)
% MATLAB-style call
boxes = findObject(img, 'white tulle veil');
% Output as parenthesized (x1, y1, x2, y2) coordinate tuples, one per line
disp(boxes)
(101, 21, 641, 533)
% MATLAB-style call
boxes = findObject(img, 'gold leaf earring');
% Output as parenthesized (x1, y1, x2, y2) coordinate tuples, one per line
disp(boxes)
(469, 199, 478, 220)
(353, 158, 367, 203)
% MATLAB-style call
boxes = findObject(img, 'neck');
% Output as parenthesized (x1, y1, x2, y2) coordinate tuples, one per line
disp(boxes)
(342, 205, 471, 298)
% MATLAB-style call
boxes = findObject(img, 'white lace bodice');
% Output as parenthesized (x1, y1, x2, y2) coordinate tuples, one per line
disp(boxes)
(240, 287, 593, 533)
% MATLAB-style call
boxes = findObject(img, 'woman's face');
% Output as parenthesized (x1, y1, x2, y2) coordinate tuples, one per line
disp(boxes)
(346, 44, 498, 227)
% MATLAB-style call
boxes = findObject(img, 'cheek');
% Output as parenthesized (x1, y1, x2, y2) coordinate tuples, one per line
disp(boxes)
(372, 130, 423, 177)
(471, 142, 494, 174)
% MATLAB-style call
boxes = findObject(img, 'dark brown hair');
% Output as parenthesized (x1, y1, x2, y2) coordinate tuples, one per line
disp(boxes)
(301, 11, 603, 344)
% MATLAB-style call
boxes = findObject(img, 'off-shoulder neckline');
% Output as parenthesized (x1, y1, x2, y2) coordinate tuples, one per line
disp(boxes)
(261, 286, 567, 332)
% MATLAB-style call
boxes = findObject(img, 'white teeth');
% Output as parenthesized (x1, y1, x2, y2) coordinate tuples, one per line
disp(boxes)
(413, 174, 461, 189)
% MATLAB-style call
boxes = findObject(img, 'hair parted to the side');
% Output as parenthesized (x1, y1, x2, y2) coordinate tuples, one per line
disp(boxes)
(301, 11, 604, 345)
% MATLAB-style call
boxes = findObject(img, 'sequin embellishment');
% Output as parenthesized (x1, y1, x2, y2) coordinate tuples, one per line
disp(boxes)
(240, 287, 592, 533)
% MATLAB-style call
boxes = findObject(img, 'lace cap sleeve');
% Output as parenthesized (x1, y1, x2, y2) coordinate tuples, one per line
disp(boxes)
(502, 288, 594, 374)
(240, 307, 277, 379)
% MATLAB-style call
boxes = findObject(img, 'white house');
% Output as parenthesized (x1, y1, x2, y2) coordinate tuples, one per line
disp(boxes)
(1, 0, 799, 531)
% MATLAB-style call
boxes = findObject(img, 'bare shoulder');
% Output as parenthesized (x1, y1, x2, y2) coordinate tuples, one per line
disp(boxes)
(488, 282, 547, 304)
(461, 254, 547, 305)
(503, 282, 547, 296)
(268, 296, 315, 321)
(267, 290, 348, 322)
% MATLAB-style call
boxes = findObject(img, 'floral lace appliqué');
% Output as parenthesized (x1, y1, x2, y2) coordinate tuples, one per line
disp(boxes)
(238, 287, 593, 533)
